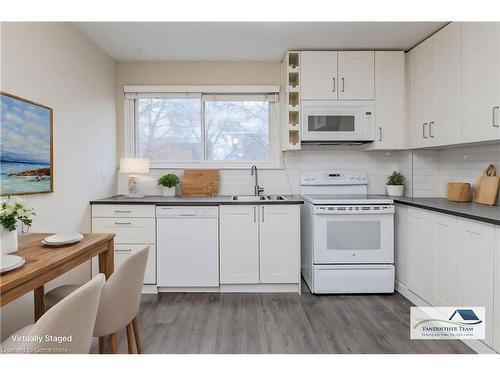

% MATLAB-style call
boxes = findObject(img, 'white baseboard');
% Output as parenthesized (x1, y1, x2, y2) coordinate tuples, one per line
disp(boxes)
(142, 285, 158, 294)
(153, 283, 301, 294)
(395, 281, 497, 354)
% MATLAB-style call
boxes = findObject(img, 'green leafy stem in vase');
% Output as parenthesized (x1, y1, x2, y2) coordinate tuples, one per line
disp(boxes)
(158, 174, 180, 189)
(386, 171, 406, 186)
(0, 198, 35, 232)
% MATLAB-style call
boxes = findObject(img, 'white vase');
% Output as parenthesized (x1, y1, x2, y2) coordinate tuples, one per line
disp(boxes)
(1, 227, 18, 255)
(386, 185, 405, 197)
(162, 187, 176, 196)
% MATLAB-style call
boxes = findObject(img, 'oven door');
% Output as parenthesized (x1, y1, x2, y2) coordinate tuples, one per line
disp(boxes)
(301, 101, 375, 142)
(313, 205, 394, 264)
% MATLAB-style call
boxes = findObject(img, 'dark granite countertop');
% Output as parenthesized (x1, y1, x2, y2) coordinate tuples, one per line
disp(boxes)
(389, 196, 500, 226)
(90, 195, 304, 206)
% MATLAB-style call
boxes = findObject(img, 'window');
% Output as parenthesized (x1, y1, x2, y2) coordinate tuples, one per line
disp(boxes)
(125, 87, 280, 168)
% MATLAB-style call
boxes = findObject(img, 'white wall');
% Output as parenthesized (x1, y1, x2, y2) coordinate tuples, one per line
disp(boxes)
(411, 144, 500, 205)
(0, 22, 117, 339)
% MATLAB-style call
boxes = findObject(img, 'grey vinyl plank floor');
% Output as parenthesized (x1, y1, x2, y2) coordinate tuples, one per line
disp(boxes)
(93, 282, 474, 354)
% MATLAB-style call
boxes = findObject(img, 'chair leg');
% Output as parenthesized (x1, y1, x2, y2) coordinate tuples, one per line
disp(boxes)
(98, 336, 105, 354)
(126, 323, 135, 354)
(110, 333, 118, 354)
(132, 315, 143, 354)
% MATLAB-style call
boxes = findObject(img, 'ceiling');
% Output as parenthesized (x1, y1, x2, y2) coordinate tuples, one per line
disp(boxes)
(75, 22, 447, 62)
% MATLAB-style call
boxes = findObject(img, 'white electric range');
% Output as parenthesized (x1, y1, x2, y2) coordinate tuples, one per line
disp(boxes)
(300, 170, 395, 294)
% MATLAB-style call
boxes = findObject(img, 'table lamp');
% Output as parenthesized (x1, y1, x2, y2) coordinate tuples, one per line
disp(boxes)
(120, 158, 149, 198)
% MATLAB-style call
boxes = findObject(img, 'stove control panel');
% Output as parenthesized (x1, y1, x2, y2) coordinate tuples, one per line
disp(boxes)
(314, 205, 394, 215)
(301, 170, 368, 186)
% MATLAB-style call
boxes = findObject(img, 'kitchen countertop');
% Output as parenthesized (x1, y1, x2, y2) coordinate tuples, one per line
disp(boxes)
(388, 196, 500, 226)
(90, 195, 304, 206)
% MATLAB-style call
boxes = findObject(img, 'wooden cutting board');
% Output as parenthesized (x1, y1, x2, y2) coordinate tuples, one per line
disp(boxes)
(473, 164, 500, 205)
(447, 182, 471, 202)
(181, 170, 219, 196)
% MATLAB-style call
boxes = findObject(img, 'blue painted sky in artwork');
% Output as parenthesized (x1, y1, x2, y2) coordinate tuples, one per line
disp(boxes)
(1, 94, 51, 164)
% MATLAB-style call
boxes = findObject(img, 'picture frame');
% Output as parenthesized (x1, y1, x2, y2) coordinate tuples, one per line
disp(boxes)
(1, 91, 54, 196)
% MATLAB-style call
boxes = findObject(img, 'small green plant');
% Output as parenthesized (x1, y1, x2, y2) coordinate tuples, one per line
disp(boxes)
(158, 174, 180, 189)
(387, 171, 406, 186)
(0, 198, 35, 232)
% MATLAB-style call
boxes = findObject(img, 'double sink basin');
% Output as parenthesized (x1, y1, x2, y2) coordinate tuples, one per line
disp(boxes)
(231, 195, 287, 202)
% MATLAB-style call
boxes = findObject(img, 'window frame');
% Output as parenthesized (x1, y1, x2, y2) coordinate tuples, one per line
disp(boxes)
(124, 86, 282, 170)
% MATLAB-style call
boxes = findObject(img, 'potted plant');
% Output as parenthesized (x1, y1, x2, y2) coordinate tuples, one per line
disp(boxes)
(0, 198, 35, 254)
(386, 171, 406, 197)
(158, 174, 180, 196)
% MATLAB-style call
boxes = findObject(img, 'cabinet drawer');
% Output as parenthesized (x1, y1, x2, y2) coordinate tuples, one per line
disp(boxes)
(115, 244, 156, 284)
(92, 218, 155, 243)
(92, 204, 155, 218)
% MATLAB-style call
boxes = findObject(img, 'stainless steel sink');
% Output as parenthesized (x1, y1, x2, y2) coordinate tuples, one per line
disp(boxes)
(231, 195, 287, 201)
(231, 195, 268, 201)
(266, 195, 287, 201)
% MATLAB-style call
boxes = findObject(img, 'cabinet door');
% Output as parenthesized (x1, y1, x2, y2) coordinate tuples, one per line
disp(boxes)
(494, 226, 500, 352)
(219, 205, 259, 284)
(394, 205, 409, 287)
(433, 22, 461, 146)
(259, 205, 300, 284)
(301, 51, 338, 100)
(407, 208, 431, 301)
(338, 51, 375, 100)
(409, 41, 436, 148)
(461, 22, 500, 142)
(429, 212, 458, 306)
(372, 51, 405, 149)
(457, 218, 495, 347)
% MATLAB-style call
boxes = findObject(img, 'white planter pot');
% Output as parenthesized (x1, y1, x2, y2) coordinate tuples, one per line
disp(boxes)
(1, 227, 18, 255)
(386, 185, 405, 197)
(162, 187, 176, 196)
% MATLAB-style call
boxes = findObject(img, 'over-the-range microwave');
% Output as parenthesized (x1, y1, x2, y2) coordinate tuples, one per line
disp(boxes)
(301, 101, 375, 144)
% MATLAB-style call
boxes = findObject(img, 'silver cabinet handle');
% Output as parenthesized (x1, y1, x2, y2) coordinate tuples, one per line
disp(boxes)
(262, 206, 265, 222)
(341, 77, 345, 92)
(115, 249, 132, 253)
(378, 127, 382, 142)
(429, 121, 435, 138)
(114, 210, 131, 213)
(253, 206, 256, 223)
(493, 106, 499, 128)
(332, 77, 336, 92)
(422, 122, 429, 138)
(114, 222, 131, 225)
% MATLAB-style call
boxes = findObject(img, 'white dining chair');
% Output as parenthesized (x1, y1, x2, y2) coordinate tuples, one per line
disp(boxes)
(44, 246, 149, 354)
(1, 274, 105, 354)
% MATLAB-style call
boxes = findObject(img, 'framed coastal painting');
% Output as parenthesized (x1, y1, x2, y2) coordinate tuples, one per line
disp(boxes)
(1, 92, 53, 196)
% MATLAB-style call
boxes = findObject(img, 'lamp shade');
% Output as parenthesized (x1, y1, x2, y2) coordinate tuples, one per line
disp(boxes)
(119, 158, 149, 174)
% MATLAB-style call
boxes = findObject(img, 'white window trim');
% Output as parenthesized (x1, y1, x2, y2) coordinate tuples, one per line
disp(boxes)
(123, 85, 283, 170)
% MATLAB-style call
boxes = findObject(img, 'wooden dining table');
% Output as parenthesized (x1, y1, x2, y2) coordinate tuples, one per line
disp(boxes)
(0, 233, 115, 321)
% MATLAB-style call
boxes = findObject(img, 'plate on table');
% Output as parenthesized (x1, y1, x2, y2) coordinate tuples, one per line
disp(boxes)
(0, 255, 25, 273)
(42, 233, 84, 246)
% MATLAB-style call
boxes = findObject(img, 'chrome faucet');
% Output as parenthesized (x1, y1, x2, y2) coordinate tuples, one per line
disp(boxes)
(250, 165, 264, 196)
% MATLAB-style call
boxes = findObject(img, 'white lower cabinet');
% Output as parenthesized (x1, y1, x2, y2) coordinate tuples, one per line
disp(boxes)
(494, 226, 500, 352)
(219, 205, 259, 284)
(220, 204, 300, 286)
(91, 204, 157, 285)
(394, 205, 409, 287)
(259, 205, 300, 283)
(457, 218, 495, 347)
(407, 208, 431, 301)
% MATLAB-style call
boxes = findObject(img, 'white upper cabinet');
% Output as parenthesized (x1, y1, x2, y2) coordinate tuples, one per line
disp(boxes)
(408, 22, 461, 148)
(371, 51, 405, 149)
(300, 51, 374, 101)
(461, 22, 500, 142)
(434, 22, 462, 146)
(301, 51, 338, 100)
(338, 51, 375, 100)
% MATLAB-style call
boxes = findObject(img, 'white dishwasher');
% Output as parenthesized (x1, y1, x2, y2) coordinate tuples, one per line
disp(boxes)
(156, 206, 219, 287)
